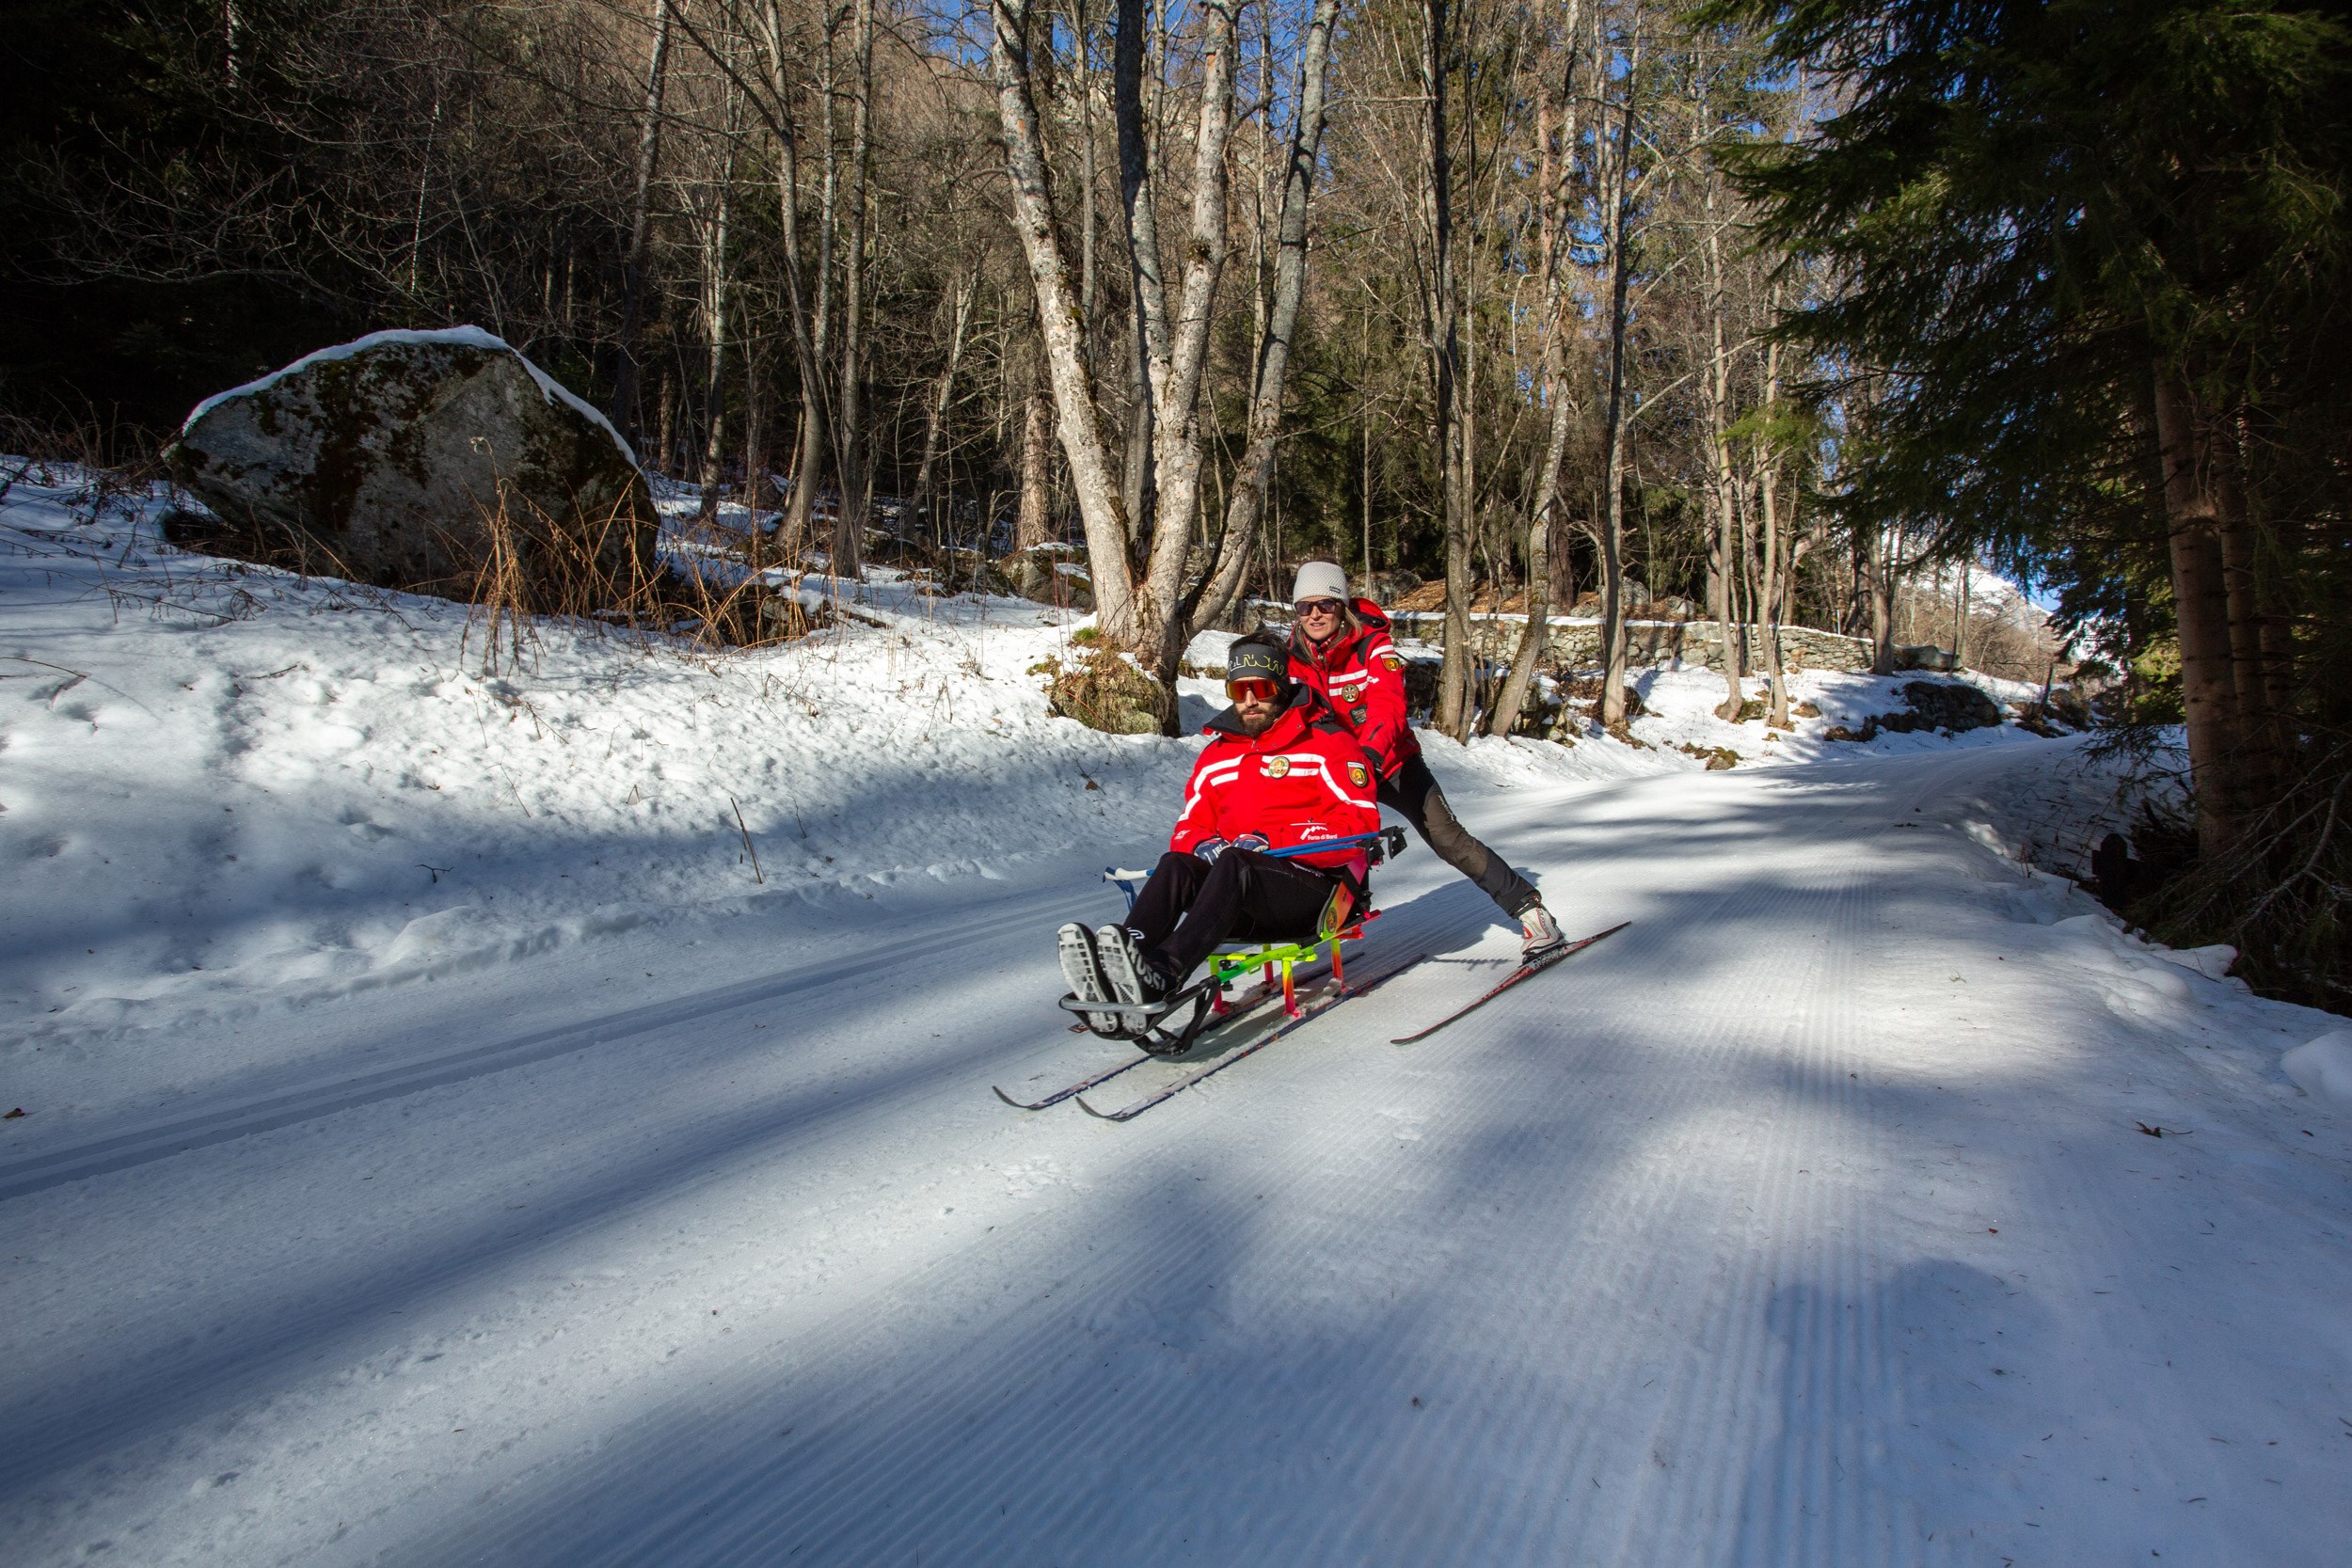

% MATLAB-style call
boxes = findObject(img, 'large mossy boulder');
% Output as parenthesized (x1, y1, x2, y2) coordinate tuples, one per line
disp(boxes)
(1893, 679, 2003, 732)
(1009, 546, 1094, 610)
(1041, 649, 1172, 735)
(167, 327, 655, 600)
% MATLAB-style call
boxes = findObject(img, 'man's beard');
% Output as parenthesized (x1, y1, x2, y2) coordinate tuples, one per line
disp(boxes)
(1236, 704, 1279, 736)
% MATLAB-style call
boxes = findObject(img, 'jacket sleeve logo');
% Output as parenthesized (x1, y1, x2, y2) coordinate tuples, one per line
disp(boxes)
(1347, 761, 1369, 787)
(1378, 652, 1405, 673)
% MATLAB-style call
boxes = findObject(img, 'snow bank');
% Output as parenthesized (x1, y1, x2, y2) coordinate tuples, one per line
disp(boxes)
(1939, 743, 2352, 1101)
(0, 470, 1173, 1089)
(2282, 1031, 2352, 1116)
(1947, 732, 2187, 880)
(1622, 663, 2047, 767)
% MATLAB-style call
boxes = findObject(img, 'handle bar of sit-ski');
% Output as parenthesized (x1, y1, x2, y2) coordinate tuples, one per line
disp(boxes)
(1101, 828, 1405, 910)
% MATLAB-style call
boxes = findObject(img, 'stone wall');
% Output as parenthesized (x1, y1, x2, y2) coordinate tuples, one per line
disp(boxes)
(1384, 613, 1941, 674)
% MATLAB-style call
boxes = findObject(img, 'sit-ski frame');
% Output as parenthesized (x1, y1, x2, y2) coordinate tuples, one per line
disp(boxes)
(1057, 828, 1404, 1057)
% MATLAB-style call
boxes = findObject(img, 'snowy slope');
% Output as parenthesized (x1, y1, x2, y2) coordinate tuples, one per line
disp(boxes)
(0, 471, 1159, 1104)
(4, 469, 2348, 1568)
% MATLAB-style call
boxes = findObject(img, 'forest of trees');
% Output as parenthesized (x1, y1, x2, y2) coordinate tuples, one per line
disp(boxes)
(4, 0, 2347, 998)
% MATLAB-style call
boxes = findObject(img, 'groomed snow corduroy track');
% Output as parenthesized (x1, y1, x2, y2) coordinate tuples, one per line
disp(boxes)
(4, 743, 2348, 1567)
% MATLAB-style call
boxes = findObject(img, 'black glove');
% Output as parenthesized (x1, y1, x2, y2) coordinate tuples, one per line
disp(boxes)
(1194, 837, 1230, 863)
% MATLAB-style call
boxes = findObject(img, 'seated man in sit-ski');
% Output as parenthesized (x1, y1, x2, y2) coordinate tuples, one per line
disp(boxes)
(1060, 634, 1382, 1014)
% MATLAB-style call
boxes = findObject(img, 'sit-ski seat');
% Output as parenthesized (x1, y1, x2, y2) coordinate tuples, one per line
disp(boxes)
(1057, 827, 1406, 1055)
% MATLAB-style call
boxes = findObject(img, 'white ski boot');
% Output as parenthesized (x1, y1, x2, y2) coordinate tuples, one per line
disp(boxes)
(1094, 925, 1169, 1006)
(1058, 923, 1120, 1035)
(1518, 900, 1565, 958)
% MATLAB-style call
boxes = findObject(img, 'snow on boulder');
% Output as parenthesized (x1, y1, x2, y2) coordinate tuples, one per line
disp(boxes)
(167, 326, 655, 602)
(2281, 1031, 2352, 1116)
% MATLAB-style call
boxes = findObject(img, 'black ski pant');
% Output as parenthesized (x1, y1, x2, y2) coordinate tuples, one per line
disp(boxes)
(1122, 849, 1346, 984)
(1379, 752, 1537, 918)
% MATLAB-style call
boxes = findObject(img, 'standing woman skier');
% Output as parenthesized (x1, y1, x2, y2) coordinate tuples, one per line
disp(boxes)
(1282, 559, 1565, 955)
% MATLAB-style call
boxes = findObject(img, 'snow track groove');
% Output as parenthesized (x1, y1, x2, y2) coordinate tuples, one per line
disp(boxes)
(0, 882, 1078, 1202)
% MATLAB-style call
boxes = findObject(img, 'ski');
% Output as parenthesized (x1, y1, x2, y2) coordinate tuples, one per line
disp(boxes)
(993, 976, 1295, 1112)
(1389, 921, 1629, 1044)
(993, 1050, 1156, 1112)
(1075, 949, 1435, 1122)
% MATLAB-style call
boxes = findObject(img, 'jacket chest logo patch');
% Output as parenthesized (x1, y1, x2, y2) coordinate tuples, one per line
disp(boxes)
(1263, 754, 1292, 778)
(1347, 761, 1370, 787)
(1337, 683, 1362, 703)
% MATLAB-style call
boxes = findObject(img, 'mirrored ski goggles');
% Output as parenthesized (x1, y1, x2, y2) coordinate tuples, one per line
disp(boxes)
(1225, 677, 1281, 703)
(1295, 597, 1345, 618)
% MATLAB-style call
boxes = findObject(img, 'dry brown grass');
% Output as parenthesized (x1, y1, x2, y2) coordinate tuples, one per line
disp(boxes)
(462, 482, 828, 676)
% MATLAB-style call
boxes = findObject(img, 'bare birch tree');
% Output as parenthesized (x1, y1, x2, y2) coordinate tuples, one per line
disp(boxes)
(991, 0, 1341, 719)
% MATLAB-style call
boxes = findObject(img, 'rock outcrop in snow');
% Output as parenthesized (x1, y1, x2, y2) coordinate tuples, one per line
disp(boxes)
(167, 327, 654, 600)
(1042, 648, 1172, 735)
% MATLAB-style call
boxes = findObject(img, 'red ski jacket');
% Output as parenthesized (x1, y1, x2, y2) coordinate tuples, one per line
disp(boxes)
(1170, 694, 1382, 879)
(1287, 598, 1421, 782)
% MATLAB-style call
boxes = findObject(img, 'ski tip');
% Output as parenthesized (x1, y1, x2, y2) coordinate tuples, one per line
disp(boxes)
(1073, 1094, 1118, 1121)
(991, 1085, 1034, 1110)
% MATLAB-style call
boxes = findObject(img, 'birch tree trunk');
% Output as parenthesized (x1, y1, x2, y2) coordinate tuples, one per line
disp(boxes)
(991, 0, 1328, 724)
(1701, 125, 1746, 721)
(1488, 0, 1584, 738)
(1017, 381, 1054, 553)
(757, 0, 824, 557)
(1114, 0, 1164, 553)
(612, 0, 675, 449)
(1756, 335, 1789, 726)
(697, 145, 734, 509)
(829, 0, 874, 578)
(1063, 0, 1099, 339)
(1190, 0, 1343, 637)
(1128, 0, 1240, 669)
(1597, 22, 1642, 731)
(794, 7, 841, 559)
(1422, 0, 1473, 739)
(990, 0, 1137, 632)
(912, 272, 977, 528)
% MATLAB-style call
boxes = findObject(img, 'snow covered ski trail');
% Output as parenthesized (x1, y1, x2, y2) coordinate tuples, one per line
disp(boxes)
(5, 743, 2348, 1567)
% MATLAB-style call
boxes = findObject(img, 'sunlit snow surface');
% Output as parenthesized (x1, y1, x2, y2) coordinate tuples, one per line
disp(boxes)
(2, 467, 2347, 1566)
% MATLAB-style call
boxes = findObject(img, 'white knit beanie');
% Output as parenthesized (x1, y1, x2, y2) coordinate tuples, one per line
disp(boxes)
(1291, 560, 1349, 606)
